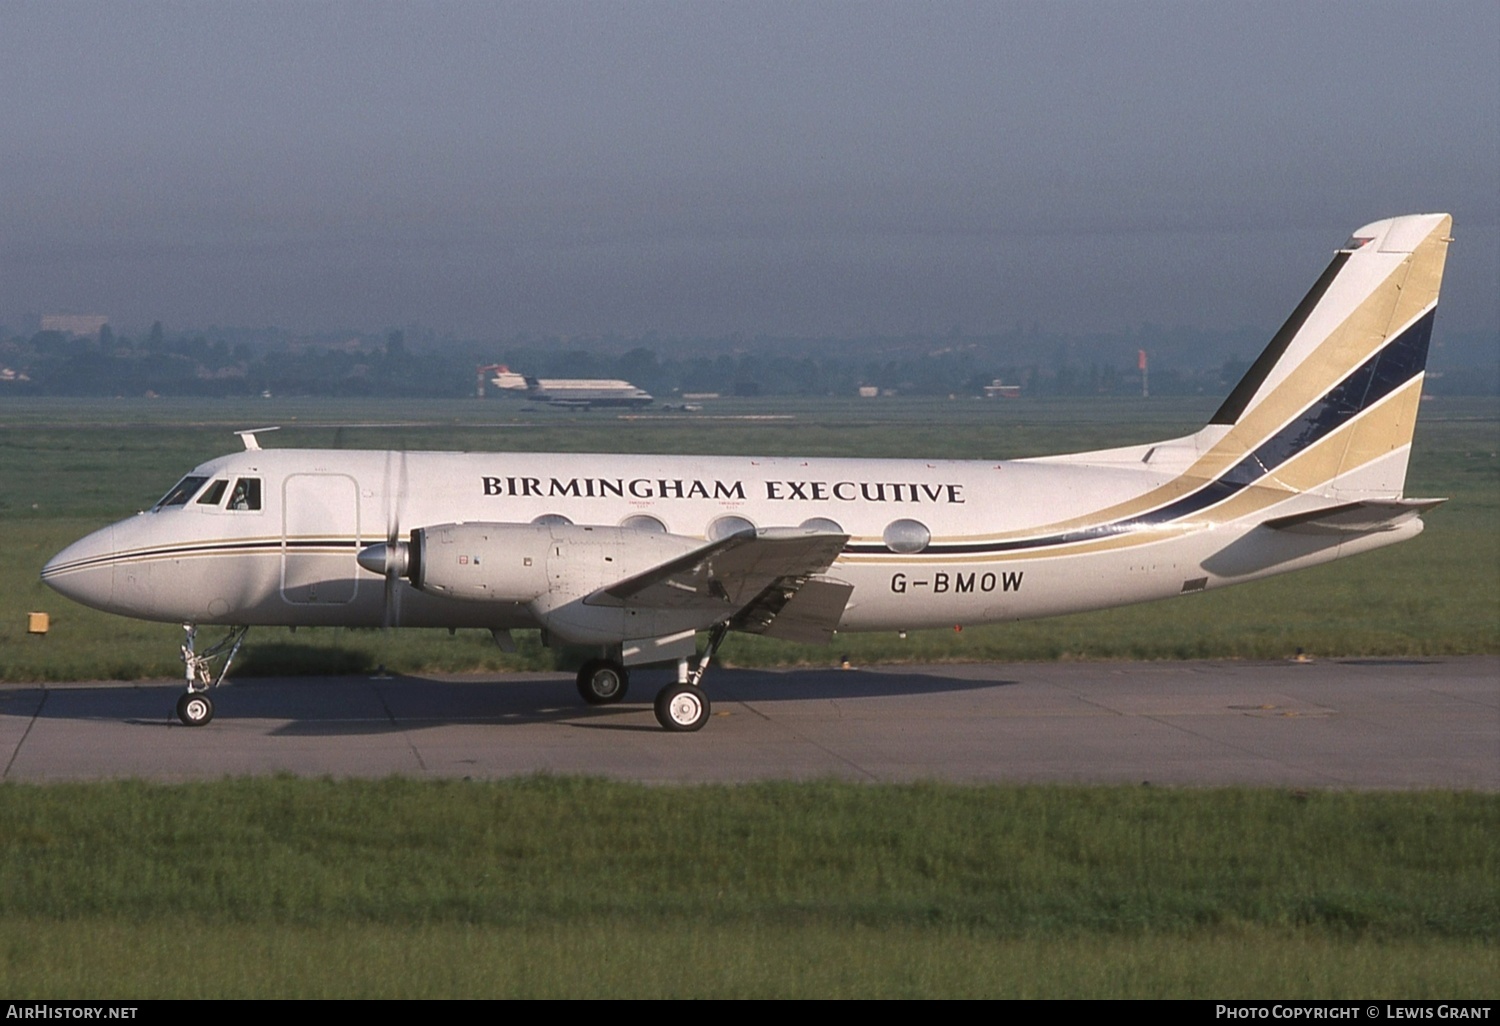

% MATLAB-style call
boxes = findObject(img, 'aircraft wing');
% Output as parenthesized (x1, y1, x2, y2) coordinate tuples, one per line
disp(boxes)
(585, 528, 850, 640)
(1261, 497, 1446, 535)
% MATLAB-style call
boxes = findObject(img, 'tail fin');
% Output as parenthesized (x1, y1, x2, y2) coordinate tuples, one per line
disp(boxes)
(1200, 213, 1451, 501)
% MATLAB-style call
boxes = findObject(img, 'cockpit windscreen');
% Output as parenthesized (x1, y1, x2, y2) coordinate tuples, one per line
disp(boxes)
(153, 475, 210, 511)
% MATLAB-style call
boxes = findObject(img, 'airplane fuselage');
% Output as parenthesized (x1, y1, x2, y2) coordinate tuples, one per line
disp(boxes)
(42, 441, 1418, 637)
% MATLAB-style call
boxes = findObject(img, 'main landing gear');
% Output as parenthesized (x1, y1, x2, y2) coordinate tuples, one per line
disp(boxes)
(654, 682, 710, 732)
(574, 621, 732, 732)
(650, 621, 729, 732)
(576, 654, 711, 730)
(176, 624, 248, 726)
(577, 659, 629, 705)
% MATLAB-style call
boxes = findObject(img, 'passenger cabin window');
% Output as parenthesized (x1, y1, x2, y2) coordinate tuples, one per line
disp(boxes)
(196, 480, 229, 506)
(620, 514, 667, 534)
(883, 518, 931, 554)
(799, 517, 844, 534)
(154, 476, 210, 511)
(227, 477, 262, 511)
(707, 515, 756, 541)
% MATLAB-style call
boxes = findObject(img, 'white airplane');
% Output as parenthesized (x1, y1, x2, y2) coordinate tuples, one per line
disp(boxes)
(489, 366, 654, 408)
(42, 213, 1452, 732)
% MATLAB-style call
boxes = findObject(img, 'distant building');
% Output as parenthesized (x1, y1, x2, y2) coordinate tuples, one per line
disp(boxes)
(41, 315, 109, 339)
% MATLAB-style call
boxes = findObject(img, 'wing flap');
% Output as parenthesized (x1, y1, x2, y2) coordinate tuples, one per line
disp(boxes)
(732, 577, 854, 644)
(586, 528, 849, 613)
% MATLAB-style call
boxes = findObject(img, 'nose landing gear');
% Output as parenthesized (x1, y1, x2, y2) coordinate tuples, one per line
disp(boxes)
(176, 624, 248, 726)
(175, 691, 214, 727)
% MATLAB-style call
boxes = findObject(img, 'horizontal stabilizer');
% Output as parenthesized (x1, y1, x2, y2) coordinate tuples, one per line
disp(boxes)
(1261, 498, 1445, 535)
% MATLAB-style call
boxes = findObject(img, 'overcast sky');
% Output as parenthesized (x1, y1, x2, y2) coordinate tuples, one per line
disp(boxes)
(2, 1, 1495, 340)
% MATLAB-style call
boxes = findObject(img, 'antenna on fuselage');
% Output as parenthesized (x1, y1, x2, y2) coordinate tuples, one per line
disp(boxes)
(235, 426, 281, 451)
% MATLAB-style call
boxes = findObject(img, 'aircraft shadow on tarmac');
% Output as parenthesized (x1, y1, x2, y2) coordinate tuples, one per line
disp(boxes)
(21, 668, 1016, 737)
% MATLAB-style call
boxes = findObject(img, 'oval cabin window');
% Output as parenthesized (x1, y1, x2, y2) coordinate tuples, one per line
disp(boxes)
(620, 514, 667, 534)
(799, 517, 844, 534)
(706, 515, 756, 541)
(883, 518, 931, 554)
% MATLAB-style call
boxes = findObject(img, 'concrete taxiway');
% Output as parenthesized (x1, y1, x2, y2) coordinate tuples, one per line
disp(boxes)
(1, 656, 1495, 787)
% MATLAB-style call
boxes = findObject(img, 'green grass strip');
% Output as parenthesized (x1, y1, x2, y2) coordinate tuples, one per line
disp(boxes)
(2, 778, 1494, 997)
(2, 778, 1493, 934)
(3, 921, 1494, 998)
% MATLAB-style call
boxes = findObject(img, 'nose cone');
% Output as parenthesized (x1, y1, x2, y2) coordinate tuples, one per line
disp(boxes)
(41, 524, 117, 612)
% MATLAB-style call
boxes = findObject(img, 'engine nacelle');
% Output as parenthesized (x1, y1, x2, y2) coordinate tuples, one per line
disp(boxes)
(409, 522, 703, 611)
(409, 523, 554, 602)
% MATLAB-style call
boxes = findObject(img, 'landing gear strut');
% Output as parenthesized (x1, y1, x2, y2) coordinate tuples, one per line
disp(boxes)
(651, 621, 730, 732)
(176, 624, 248, 726)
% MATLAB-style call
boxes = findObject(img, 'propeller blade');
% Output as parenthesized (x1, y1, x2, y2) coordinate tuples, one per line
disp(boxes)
(376, 451, 410, 630)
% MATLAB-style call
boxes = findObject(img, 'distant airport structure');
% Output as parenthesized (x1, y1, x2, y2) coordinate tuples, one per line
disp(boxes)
(41, 315, 109, 338)
(477, 364, 653, 408)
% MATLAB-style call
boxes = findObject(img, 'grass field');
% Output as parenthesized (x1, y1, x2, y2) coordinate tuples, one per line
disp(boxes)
(0, 778, 1494, 998)
(1, 395, 1495, 681)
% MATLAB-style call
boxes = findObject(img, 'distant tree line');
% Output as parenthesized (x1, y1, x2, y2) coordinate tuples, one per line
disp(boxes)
(0, 321, 1493, 399)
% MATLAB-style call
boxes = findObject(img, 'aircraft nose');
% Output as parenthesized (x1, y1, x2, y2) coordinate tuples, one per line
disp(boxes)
(41, 524, 117, 611)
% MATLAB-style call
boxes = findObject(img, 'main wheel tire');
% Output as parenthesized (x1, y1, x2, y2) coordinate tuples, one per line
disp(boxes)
(654, 684, 710, 732)
(176, 691, 214, 727)
(577, 659, 629, 705)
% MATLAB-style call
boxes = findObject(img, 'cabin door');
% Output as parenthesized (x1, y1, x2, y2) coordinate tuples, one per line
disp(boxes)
(281, 473, 362, 604)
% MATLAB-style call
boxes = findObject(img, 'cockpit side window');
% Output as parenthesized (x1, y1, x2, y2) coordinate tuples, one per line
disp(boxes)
(154, 476, 210, 511)
(227, 477, 262, 511)
(196, 480, 229, 506)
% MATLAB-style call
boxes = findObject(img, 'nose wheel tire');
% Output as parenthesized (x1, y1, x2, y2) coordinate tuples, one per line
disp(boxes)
(176, 692, 214, 727)
(577, 659, 629, 705)
(654, 684, 710, 732)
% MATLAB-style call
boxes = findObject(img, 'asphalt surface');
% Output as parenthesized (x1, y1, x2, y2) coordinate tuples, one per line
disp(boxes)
(2, 656, 1495, 788)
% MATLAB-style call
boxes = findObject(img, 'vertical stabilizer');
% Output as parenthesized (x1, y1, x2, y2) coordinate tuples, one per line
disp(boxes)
(1200, 213, 1451, 501)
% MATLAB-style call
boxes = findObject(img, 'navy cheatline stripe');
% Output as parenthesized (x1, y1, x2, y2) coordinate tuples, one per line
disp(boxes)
(42, 538, 359, 575)
(1130, 307, 1433, 529)
(1223, 307, 1434, 485)
(845, 309, 1435, 557)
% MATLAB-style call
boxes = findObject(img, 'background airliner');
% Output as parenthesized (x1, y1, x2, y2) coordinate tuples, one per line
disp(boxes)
(43, 213, 1452, 732)
(487, 365, 654, 408)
